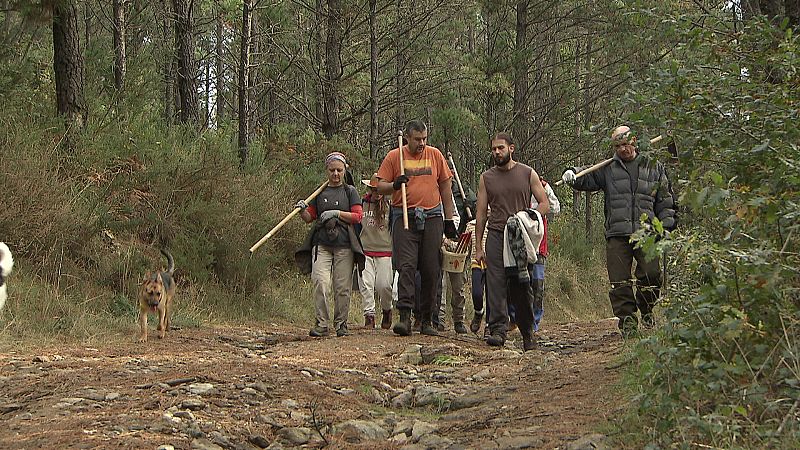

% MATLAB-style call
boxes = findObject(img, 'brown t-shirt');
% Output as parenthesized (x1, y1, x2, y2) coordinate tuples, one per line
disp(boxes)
(377, 145, 453, 209)
(483, 163, 533, 231)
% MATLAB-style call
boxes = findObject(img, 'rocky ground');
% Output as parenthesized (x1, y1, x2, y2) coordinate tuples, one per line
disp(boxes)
(0, 318, 625, 449)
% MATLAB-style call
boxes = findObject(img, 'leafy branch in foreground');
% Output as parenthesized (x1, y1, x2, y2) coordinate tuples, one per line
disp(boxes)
(617, 6, 800, 448)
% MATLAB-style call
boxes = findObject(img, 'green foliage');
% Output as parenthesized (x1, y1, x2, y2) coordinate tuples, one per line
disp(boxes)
(613, 8, 800, 448)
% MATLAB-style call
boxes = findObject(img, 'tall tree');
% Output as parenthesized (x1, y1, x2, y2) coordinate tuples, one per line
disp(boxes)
(238, 0, 252, 166)
(394, 0, 406, 131)
(321, 0, 342, 137)
(368, 0, 379, 158)
(160, 0, 176, 123)
(215, 5, 225, 124)
(512, 0, 529, 159)
(113, 0, 127, 92)
(482, 0, 504, 136)
(52, 0, 87, 130)
(173, 0, 199, 125)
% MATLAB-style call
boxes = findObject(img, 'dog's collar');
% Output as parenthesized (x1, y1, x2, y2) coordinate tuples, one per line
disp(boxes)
(0, 273, 4, 286)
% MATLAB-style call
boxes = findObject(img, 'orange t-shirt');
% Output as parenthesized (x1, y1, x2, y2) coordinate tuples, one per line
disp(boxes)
(377, 145, 453, 209)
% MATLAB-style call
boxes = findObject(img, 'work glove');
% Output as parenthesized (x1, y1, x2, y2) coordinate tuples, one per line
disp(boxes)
(392, 174, 409, 191)
(295, 200, 308, 210)
(561, 169, 577, 185)
(444, 219, 458, 239)
(318, 209, 340, 223)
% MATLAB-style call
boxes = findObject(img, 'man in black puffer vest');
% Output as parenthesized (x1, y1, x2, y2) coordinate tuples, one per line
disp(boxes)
(562, 125, 677, 337)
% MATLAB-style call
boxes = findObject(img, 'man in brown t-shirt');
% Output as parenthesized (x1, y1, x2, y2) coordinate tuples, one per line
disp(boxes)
(376, 120, 457, 336)
(475, 132, 550, 351)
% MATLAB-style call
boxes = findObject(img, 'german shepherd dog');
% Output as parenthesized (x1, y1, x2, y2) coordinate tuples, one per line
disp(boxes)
(0, 242, 14, 313)
(138, 249, 176, 342)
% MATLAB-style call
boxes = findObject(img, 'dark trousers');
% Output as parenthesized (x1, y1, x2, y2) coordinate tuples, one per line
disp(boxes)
(471, 267, 486, 313)
(393, 216, 444, 322)
(485, 229, 534, 339)
(606, 236, 661, 328)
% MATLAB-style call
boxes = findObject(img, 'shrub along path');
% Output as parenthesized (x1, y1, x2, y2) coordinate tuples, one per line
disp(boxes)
(0, 319, 624, 449)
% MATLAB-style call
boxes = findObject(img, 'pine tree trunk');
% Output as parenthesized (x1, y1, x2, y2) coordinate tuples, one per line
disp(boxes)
(512, 0, 529, 160)
(483, 2, 499, 135)
(321, 0, 342, 138)
(52, 0, 87, 130)
(368, 0, 379, 159)
(161, 0, 175, 123)
(113, 0, 127, 93)
(249, 11, 260, 129)
(204, 51, 211, 127)
(173, 0, 198, 125)
(215, 8, 225, 124)
(394, 0, 406, 132)
(238, 0, 252, 167)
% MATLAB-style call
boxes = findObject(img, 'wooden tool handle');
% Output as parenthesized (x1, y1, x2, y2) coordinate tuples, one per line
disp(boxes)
(249, 180, 329, 253)
(398, 131, 409, 230)
(555, 134, 664, 186)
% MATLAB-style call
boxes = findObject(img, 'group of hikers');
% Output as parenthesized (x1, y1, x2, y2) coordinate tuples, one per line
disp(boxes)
(293, 120, 677, 349)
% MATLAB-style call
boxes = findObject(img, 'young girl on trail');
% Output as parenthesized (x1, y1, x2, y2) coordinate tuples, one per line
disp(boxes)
(357, 174, 394, 329)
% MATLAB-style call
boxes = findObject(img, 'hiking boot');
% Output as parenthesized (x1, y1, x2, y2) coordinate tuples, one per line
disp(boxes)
(486, 333, 505, 347)
(393, 308, 412, 336)
(483, 326, 491, 341)
(454, 322, 468, 334)
(380, 309, 392, 329)
(522, 334, 537, 352)
(336, 324, 349, 337)
(309, 326, 329, 337)
(364, 314, 376, 329)
(470, 312, 483, 333)
(420, 321, 438, 336)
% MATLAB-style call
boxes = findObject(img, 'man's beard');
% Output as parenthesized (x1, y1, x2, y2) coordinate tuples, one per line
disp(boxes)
(494, 153, 511, 167)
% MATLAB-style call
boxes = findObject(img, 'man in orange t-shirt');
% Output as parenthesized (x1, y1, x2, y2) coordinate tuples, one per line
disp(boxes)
(376, 120, 457, 336)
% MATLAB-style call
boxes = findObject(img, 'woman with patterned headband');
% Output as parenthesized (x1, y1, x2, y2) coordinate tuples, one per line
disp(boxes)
(295, 151, 364, 337)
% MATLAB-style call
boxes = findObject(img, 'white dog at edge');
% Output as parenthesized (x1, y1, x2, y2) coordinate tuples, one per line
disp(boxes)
(0, 242, 14, 312)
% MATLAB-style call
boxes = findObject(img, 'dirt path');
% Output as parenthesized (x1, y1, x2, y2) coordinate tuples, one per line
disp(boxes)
(0, 319, 623, 449)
